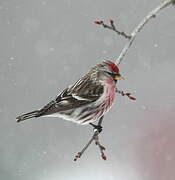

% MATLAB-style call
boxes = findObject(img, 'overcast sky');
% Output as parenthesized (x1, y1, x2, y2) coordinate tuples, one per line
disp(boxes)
(0, 0, 175, 180)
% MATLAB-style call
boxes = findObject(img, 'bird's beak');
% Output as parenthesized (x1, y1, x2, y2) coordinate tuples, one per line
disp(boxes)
(114, 73, 124, 80)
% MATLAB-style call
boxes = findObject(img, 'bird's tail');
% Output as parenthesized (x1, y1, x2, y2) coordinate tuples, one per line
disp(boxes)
(16, 110, 40, 123)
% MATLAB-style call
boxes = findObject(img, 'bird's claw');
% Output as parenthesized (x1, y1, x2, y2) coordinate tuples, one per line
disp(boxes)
(90, 123, 103, 133)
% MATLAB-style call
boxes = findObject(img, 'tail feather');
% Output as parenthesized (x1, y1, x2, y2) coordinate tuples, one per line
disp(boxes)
(16, 110, 40, 122)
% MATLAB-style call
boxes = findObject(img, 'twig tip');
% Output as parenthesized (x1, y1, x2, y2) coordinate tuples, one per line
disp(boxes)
(94, 21, 103, 25)
(102, 155, 107, 160)
(130, 97, 136, 100)
(74, 152, 81, 161)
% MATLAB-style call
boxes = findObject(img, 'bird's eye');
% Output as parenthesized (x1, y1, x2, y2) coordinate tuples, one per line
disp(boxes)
(106, 71, 115, 77)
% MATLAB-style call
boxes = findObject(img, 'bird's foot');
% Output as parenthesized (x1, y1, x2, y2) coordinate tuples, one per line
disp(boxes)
(90, 123, 103, 133)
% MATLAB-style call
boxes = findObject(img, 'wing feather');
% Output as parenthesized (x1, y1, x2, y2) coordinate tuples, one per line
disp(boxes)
(37, 75, 104, 117)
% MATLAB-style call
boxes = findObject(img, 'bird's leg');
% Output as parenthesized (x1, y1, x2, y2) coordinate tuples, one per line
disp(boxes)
(90, 123, 103, 133)
(89, 116, 104, 133)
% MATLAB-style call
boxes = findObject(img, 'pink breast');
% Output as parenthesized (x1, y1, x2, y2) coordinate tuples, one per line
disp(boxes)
(91, 80, 116, 121)
(105, 78, 116, 109)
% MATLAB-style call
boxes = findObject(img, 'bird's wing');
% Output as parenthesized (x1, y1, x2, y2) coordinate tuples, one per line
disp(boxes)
(37, 75, 104, 117)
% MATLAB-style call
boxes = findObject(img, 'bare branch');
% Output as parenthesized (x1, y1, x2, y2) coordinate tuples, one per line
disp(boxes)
(94, 132, 107, 160)
(94, 20, 131, 39)
(116, 89, 136, 100)
(116, 0, 174, 65)
(95, 0, 174, 65)
(74, 116, 106, 161)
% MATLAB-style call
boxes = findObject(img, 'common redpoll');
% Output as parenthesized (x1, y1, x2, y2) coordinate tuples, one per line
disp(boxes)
(16, 60, 123, 127)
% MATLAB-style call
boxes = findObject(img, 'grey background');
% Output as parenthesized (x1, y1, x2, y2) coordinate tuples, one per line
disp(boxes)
(0, 0, 175, 179)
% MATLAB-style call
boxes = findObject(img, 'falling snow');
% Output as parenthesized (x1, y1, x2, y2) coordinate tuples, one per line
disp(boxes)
(9, 56, 15, 60)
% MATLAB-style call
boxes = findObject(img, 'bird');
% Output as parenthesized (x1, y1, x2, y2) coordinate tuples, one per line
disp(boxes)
(16, 60, 123, 130)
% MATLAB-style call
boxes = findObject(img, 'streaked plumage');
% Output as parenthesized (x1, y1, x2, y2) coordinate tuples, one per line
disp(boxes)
(16, 60, 122, 125)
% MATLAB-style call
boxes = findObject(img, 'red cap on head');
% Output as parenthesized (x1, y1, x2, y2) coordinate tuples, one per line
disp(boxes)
(105, 60, 119, 73)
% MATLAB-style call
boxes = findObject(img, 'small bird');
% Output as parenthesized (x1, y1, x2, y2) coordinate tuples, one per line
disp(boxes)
(16, 60, 123, 128)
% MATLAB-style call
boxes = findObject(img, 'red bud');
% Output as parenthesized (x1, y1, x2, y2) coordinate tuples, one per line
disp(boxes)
(101, 146, 106, 150)
(129, 97, 136, 100)
(94, 21, 102, 25)
(102, 155, 107, 160)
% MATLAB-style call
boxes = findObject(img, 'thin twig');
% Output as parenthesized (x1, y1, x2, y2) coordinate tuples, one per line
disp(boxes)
(74, 116, 106, 161)
(74, 131, 98, 161)
(94, 20, 131, 39)
(94, 133, 107, 160)
(116, 0, 174, 65)
(116, 89, 136, 100)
